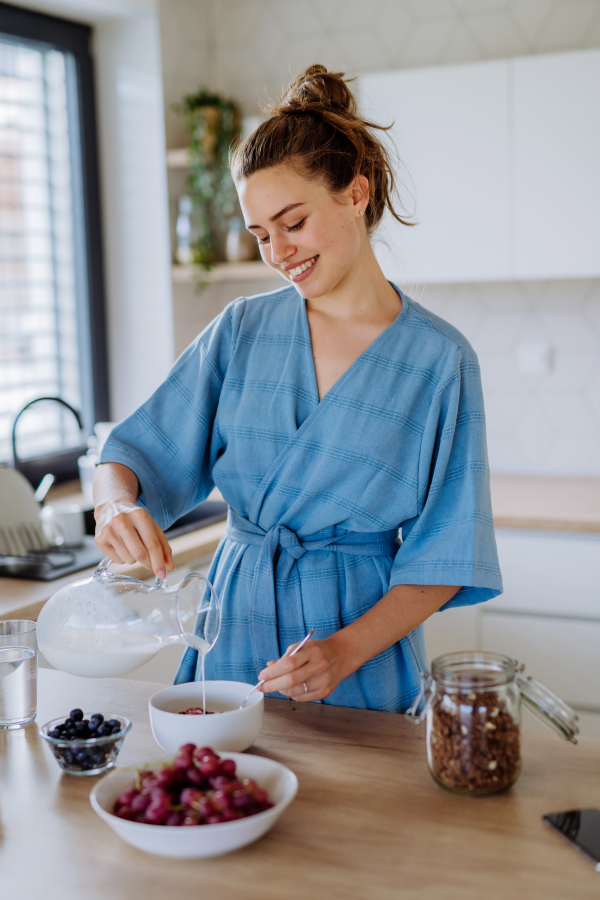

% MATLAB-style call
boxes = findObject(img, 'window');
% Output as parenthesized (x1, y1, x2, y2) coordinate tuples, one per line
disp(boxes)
(0, 2, 107, 466)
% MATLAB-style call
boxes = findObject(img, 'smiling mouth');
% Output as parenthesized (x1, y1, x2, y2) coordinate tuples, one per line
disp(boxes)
(287, 255, 318, 278)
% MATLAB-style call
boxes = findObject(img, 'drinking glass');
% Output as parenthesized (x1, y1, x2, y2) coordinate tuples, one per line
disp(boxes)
(0, 620, 37, 729)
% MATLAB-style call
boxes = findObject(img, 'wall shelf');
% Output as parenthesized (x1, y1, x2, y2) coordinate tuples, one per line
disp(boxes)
(171, 261, 281, 283)
(166, 147, 190, 169)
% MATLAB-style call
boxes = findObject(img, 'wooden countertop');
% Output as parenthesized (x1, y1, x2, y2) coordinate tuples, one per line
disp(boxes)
(1, 474, 598, 622)
(491, 474, 600, 533)
(0, 519, 226, 622)
(2, 669, 599, 899)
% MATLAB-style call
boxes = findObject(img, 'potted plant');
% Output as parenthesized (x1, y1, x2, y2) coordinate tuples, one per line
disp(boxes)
(178, 90, 242, 270)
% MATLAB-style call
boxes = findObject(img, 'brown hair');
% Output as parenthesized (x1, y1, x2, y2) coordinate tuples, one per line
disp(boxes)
(230, 64, 414, 232)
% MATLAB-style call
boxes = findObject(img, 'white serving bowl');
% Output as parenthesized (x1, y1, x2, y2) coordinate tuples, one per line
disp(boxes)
(89, 752, 298, 858)
(149, 681, 264, 754)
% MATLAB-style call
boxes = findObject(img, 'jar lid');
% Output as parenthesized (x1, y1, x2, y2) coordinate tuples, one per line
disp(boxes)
(517, 675, 579, 743)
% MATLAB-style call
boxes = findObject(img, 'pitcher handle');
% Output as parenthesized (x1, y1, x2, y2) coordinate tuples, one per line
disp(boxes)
(405, 670, 435, 725)
(94, 557, 113, 580)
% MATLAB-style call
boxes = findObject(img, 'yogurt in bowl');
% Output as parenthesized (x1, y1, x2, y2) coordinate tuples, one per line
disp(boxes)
(149, 681, 264, 753)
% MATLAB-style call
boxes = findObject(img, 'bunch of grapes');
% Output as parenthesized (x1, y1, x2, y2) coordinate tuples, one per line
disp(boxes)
(113, 745, 273, 826)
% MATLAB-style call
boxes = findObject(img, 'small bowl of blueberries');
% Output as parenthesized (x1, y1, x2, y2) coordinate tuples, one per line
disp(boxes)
(40, 708, 132, 776)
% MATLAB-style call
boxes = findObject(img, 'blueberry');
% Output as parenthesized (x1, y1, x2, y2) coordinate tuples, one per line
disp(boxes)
(90, 713, 104, 725)
(74, 721, 87, 733)
(55, 723, 65, 734)
(88, 720, 98, 733)
(105, 719, 120, 730)
(48, 729, 61, 739)
(76, 750, 88, 764)
(64, 717, 74, 728)
(70, 709, 84, 722)
(63, 750, 74, 765)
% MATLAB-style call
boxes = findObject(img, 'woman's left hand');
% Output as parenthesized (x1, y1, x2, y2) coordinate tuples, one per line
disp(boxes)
(258, 636, 346, 702)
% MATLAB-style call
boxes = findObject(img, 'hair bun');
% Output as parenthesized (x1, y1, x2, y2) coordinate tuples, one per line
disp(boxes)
(274, 64, 356, 117)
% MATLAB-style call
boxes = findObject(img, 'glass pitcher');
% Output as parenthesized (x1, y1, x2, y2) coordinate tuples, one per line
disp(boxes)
(406, 651, 579, 796)
(37, 557, 220, 678)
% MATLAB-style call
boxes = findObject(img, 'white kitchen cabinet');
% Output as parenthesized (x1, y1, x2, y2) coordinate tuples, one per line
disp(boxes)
(423, 528, 600, 736)
(489, 529, 600, 619)
(481, 612, 600, 708)
(513, 49, 600, 279)
(360, 61, 511, 284)
(360, 48, 600, 283)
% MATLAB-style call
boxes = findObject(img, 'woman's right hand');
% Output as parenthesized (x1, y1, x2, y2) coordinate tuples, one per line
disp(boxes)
(94, 501, 174, 580)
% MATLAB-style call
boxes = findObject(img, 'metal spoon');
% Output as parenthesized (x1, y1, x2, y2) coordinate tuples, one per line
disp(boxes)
(240, 627, 315, 708)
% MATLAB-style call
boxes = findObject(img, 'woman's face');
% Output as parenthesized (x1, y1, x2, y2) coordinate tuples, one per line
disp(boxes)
(237, 164, 368, 299)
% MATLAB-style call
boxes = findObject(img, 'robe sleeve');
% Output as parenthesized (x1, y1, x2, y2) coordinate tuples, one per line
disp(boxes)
(389, 344, 502, 610)
(99, 301, 242, 531)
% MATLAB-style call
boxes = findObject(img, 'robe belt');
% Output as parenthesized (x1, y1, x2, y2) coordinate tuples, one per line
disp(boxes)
(225, 509, 399, 671)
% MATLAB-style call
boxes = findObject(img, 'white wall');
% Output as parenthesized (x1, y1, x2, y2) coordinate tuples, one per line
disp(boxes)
(93, 13, 174, 420)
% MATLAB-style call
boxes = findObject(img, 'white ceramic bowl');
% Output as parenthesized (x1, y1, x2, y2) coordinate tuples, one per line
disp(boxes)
(89, 752, 298, 858)
(149, 681, 264, 754)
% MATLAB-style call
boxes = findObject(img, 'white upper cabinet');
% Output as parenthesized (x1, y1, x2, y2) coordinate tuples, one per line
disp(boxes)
(513, 49, 600, 280)
(360, 49, 600, 284)
(360, 62, 511, 284)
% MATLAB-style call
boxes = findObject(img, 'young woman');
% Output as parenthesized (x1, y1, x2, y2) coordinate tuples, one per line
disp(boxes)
(94, 65, 502, 711)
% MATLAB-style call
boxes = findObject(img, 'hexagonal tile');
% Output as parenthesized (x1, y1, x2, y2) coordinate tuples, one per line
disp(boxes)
(537, 1, 599, 52)
(467, 11, 529, 56)
(407, 0, 456, 18)
(544, 433, 600, 475)
(539, 309, 599, 351)
(484, 390, 532, 432)
(403, 17, 455, 65)
(443, 284, 487, 342)
(514, 400, 557, 467)
(440, 20, 484, 63)
(463, 0, 513, 10)
(535, 350, 599, 394)
(270, 0, 322, 37)
(487, 429, 528, 472)
(372, 0, 414, 62)
(334, 28, 394, 73)
(540, 393, 600, 435)
(216, 0, 269, 45)
(582, 281, 600, 341)
(332, 0, 388, 30)
(509, 0, 553, 46)
(584, 365, 600, 421)
(254, 15, 288, 75)
(277, 36, 336, 82)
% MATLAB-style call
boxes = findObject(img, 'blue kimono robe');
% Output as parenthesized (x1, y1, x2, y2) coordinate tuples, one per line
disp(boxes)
(101, 284, 502, 712)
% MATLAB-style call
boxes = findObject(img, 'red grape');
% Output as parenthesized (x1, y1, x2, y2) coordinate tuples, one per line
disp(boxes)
(116, 788, 138, 806)
(166, 813, 183, 826)
(145, 801, 170, 824)
(220, 758, 236, 776)
(180, 787, 202, 808)
(112, 745, 273, 827)
(131, 792, 151, 812)
(199, 757, 220, 777)
(186, 765, 204, 786)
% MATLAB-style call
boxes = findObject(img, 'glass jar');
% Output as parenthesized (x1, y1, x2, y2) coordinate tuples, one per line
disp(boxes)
(406, 651, 579, 797)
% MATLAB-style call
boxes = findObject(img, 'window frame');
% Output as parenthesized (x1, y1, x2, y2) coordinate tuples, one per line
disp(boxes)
(0, 0, 109, 438)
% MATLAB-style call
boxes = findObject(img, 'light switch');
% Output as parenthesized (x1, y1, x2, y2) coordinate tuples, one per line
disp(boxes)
(516, 342, 554, 375)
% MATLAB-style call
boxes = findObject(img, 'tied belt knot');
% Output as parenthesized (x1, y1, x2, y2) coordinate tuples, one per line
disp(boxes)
(225, 509, 399, 670)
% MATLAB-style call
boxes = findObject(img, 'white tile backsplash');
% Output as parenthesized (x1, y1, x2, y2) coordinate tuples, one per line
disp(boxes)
(418, 279, 600, 475)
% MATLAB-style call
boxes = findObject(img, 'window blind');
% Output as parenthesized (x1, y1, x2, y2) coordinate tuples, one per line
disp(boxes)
(0, 34, 84, 462)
